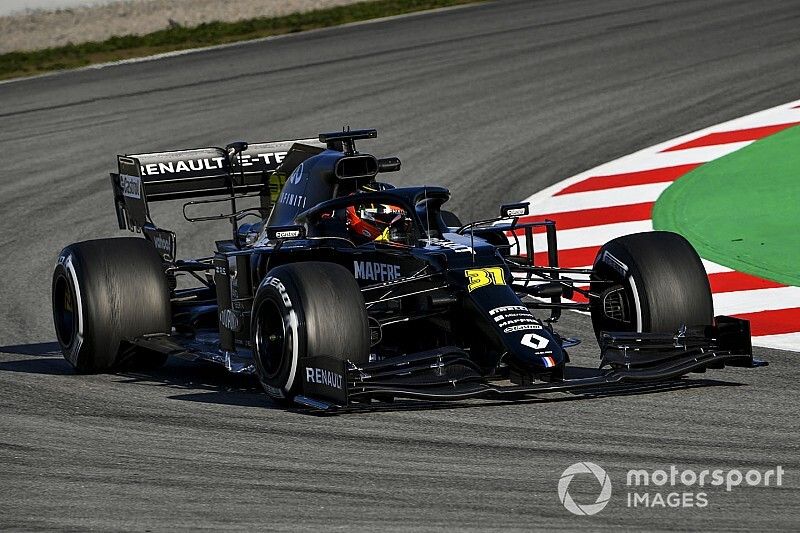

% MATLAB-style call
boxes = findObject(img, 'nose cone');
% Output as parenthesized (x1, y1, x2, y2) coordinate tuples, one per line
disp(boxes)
(509, 329, 565, 372)
(462, 279, 565, 374)
(490, 306, 565, 371)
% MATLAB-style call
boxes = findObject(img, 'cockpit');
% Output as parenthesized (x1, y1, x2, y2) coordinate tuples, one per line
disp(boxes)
(262, 129, 454, 247)
(303, 194, 419, 247)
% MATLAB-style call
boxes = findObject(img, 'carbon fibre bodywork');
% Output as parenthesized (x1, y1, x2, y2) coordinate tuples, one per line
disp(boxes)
(107, 129, 764, 410)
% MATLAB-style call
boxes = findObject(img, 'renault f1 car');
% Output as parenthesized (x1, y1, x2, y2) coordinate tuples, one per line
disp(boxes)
(51, 129, 764, 411)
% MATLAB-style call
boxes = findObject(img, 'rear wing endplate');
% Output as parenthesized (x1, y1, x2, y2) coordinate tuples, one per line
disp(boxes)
(110, 138, 324, 231)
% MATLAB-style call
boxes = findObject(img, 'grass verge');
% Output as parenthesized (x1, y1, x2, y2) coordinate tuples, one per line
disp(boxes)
(652, 124, 800, 286)
(0, 0, 480, 81)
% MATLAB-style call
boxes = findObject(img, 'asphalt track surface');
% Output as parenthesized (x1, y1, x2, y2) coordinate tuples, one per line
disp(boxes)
(1, 0, 799, 530)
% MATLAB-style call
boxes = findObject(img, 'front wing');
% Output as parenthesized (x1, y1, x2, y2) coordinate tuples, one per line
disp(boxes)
(294, 316, 765, 413)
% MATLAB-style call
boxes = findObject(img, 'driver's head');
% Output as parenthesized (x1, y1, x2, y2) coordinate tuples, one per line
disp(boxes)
(346, 203, 408, 244)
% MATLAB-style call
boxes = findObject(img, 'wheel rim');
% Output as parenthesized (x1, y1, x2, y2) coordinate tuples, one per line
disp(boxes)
(253, 299, 288, 380)
(601, 286, 632, 324)
(53, 273, 77, 349)
(592, 282, 638, 334)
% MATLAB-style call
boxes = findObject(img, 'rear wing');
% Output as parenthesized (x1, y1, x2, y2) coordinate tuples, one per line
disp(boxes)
(110, 138, 324, 231)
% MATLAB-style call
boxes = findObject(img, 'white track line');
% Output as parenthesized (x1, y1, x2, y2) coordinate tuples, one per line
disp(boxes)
(523, 99, 800, 208)
(528, 183, 669, 215)
(672, 108, 800, 136)
(564, 260, 733, 275)
(711, 287, 800, 316)
(702, 260, 734, 275)
(753, 333, 800, 351)
(530, 220, 652, 253)
(577, 142, 755, 178)
(520, 97, 800, 352)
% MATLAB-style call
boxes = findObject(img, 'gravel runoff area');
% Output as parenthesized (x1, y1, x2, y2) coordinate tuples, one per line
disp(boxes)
(0, 0, 377, 53)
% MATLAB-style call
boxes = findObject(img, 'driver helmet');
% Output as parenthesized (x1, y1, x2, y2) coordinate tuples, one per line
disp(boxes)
(346, 203, 408, 244)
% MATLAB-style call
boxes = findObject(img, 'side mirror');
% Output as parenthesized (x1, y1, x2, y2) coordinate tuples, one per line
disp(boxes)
(266, 225, 306, 240)
(500, 202, 529, 218)
(377, 157, 401, 173)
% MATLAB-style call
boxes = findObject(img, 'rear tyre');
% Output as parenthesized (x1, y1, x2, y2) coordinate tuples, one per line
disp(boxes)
(52, 238, 171, 373)
(251, 262, 370, 402)
(590, 231, 713, 337)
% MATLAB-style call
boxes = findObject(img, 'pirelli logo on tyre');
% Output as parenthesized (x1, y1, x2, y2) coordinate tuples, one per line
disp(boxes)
(265, 277, 292, 308)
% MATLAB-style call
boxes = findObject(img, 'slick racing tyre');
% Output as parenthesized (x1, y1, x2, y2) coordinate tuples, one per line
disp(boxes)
(589, 231, 713, 337)
(251, 262, 370, 402)
(52, 238, 171, 373)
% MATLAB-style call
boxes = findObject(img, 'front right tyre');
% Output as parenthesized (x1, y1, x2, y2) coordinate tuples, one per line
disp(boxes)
(589, 231, 713, 338)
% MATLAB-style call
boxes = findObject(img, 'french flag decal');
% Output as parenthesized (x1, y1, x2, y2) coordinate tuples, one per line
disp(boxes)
(542, 356, 556, 368)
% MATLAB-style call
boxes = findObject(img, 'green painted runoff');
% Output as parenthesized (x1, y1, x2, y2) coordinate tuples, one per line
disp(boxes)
(652, 125, 800, 286)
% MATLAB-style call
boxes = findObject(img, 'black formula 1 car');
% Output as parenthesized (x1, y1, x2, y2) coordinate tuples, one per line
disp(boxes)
(51, 129, 764, 411)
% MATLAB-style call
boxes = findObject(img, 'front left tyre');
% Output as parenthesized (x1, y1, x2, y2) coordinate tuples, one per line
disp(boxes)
(250, 261, 370, 402)
(52, 238, 171, 373)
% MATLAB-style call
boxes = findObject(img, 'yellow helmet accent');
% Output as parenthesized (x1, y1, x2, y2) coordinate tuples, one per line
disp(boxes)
(375, 227, 391, 243)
